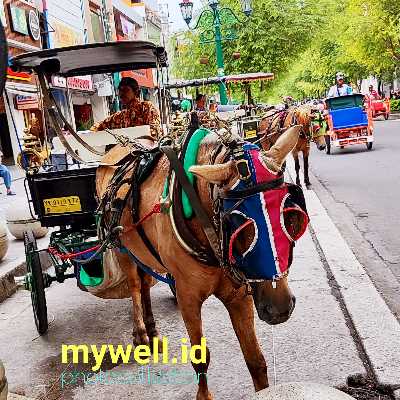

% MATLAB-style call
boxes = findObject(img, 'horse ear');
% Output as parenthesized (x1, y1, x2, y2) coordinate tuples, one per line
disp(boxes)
(263, 125, 301, 169)
(189, 161, 236, 184)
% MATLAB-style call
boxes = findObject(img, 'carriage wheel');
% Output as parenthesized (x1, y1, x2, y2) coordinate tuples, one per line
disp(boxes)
(325, 135, 331, 155)
(24, 230, 48, 335)
(166, 273, 177, 302)
(366, 142, 373, 151)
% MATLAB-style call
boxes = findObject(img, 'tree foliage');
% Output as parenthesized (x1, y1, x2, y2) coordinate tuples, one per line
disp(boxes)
(170, 0, 400, 102)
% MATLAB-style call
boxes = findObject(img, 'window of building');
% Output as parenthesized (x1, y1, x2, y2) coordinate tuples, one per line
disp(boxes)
(90, 4, 105, 43)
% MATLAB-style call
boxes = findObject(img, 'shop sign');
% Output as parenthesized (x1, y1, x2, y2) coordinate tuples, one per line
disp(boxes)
(9, 6, 28, 35)
(50, 19, 83, 48)
(51, 75, 93, 91)
(14, 94, 39, 110)
(7, 68, 31, 82)
(28, 10, 40, 41)
(67, 76, 93, 91)
(0, 2, 7, 27)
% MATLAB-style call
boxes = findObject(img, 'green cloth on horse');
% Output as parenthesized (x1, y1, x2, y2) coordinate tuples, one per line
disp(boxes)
(182, 128, 211, 218)
(181, 99, 192, 112)
(161, 128, 211, 219)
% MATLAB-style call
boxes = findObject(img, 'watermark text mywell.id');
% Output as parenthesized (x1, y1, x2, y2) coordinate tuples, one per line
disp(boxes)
(61, 337, 207, 372)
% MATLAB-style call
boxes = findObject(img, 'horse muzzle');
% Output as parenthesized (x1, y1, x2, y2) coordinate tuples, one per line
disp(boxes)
(250, 282, 296, 325)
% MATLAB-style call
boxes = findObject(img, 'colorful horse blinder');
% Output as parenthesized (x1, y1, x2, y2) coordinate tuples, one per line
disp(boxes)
(219, 143, 309, 281)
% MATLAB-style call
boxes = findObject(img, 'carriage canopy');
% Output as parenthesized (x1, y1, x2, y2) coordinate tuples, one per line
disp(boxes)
(9, 41, 168, 77)
(165, 72, 274, 89)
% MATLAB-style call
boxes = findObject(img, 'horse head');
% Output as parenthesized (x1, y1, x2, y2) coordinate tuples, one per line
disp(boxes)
(308, 107, 327, 151)
(191, 126, 308, 325)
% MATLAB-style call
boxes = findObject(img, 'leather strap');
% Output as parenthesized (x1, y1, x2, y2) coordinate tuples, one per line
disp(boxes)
(219, 176, 284, 200)
(160, 144, 222, 264)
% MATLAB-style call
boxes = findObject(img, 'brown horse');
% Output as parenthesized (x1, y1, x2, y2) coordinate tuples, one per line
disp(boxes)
(96, 126, 302, 400)
(259, 105, 326, 188)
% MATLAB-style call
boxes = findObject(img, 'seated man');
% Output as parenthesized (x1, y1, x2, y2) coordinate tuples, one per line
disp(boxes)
(91, 77, 162, 139)
(327, 72, 353, 98)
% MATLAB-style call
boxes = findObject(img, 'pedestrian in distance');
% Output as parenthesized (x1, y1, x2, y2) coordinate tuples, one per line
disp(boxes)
(0, 151, 15, 195)
(194, 93, 207, 112)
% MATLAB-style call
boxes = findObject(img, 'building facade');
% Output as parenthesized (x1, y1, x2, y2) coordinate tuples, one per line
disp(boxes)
(0, 0, 165, 164)
(1, 0, 42, 164)
(45, 0, 110, 133)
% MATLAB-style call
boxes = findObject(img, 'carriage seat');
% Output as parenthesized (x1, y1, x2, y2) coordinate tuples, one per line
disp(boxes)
(330, 107, 368, 130)
(52, 125, 151, 163)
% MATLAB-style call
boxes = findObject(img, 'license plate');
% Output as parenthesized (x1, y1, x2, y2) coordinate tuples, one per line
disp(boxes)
(245, 129, 257, 139)
(43, 196, 82, 214)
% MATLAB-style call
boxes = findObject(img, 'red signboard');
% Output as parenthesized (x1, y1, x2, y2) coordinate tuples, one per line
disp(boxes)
(117, 34, 154, 88)
(67, 76, 93, 91)
(121, 69, 154, 89)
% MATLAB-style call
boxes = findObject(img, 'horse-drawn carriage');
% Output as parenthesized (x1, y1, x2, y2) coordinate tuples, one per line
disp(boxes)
(8, 39, 312, 399)
(10, 41, 168, 335)
(164, 72, 274, 143)
(324, 93, 374, 154)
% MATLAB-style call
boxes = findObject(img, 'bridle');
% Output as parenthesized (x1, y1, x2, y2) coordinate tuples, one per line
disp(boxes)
(161, 129, 286, 287)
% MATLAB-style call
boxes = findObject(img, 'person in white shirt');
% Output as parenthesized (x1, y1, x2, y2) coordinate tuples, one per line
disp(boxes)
(327, 72, 353, 98)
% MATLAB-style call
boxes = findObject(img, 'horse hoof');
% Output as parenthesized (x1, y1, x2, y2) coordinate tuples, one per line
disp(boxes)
(305, 182, 311, 189)
(132, 330, 150, 347)
(196, 392, 213, 400)
(149, 336, 164, 354)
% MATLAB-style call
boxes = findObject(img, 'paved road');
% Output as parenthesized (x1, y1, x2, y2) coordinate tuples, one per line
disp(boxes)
(309, 118, 400, 311)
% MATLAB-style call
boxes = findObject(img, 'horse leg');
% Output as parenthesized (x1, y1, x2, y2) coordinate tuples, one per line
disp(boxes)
(176, 284, 212, 400)
(303, 149, 311, 188)
(218, 287, 269, 391)
(139, 270, 162, 351)
(114, 251, 149, 346)
(293, 152, 301, 186)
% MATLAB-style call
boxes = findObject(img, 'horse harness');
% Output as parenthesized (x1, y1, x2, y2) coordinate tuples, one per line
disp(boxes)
(96, 128, 291, 288)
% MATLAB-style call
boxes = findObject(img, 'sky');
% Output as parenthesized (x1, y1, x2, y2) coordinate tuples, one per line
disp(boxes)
(165, 0, 203, 32)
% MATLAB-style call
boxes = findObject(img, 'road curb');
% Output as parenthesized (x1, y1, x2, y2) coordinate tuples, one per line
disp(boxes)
(0, 252, 50, 304)
(8, 394, 35, 400)
(286, 156, 400, 387)
(0, 257, 26, 303)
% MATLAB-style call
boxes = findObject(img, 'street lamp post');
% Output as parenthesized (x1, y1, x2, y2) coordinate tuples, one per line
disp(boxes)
(179, 0, 253, 105)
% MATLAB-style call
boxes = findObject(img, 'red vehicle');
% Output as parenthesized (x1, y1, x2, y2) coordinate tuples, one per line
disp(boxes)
(366, 96, 390, 120)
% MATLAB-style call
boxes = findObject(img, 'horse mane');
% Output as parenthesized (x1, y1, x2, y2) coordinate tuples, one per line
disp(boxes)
(291, 105, 312, 127)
